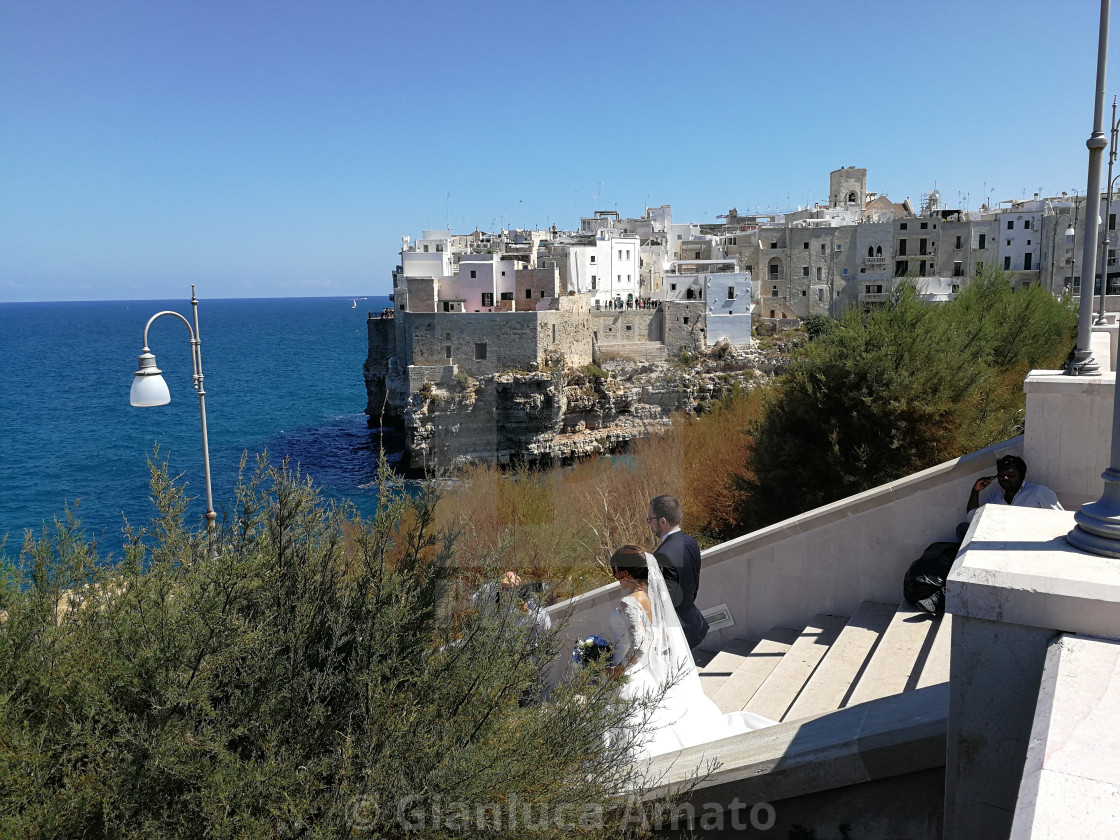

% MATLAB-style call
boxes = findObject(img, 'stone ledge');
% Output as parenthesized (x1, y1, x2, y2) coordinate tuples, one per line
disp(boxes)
(946, 506, 1120, 639)
(644, 683, 948, 805)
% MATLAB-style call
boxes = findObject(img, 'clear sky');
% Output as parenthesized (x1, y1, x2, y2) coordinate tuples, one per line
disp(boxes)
(1, 0, 1118, 302)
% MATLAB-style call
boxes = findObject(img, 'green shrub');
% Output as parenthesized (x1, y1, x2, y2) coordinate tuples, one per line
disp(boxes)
(736, 272, 1076, 529)
(582, 363, 608, 380)
(0, 456, 671, 838)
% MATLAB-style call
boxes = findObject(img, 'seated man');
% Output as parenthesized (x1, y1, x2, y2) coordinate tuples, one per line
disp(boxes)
(967, 455, 1063, 514)
(957, 455, 1062, 542)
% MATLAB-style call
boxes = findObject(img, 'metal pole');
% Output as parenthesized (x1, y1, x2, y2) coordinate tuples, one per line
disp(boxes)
(1069, 0, 1120, 556)
(189, 286, 217, 530)
(1068, 0, 1110, 375)
(138, 294, 217, 530)
(1099, 96, 1119, 325)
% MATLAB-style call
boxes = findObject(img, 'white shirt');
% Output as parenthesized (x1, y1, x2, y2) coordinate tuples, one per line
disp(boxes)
(980, 481, 1063, 510)
(658, 525, 681, 546)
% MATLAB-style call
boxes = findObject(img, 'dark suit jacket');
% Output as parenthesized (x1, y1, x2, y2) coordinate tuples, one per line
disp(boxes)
(654, 530, 709, 649)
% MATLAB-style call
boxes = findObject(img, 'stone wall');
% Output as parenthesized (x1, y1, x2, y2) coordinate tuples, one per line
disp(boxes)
(405, 277, 438, 312)
(407, 312, 543, 377)
(662, 301, 707, 354)
(515, 267, 559, 311)
(590, 309, 661, 345)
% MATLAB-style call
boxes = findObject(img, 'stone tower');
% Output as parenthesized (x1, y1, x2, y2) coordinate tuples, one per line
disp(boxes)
(829, 166, 867, 209)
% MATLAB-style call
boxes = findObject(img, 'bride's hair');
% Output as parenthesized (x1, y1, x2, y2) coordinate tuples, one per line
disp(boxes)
(610, 544, 649, 581)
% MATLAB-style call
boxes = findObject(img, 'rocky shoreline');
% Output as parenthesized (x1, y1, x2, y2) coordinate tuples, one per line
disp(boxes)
(365, 339, 796, 474)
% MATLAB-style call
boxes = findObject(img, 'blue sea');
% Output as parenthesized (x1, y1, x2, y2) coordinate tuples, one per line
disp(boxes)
(0, 295, 400, 554)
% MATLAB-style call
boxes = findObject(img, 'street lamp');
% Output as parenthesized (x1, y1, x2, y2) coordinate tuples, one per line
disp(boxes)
(1097, 95, 1120, 325)
(129, 285, 217, 529)
(1048, 209, 1078, 294)
(1068, 0, 1110, 375)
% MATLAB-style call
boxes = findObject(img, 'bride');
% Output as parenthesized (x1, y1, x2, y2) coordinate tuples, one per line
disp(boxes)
(607, 544, 775, 759)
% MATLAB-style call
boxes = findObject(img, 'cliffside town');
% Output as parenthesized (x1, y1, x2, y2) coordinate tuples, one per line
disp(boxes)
(365, 165, 1106, 471)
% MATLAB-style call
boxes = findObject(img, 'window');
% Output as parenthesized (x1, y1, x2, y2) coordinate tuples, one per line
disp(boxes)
(670, 282, 677, 291)
(820, 243, 826, 252)
(876, 245, 882, 256)
(436, 244, 443, 252)
(617, 275, 621, 283)
(801, 289, 806, 296)
(627, 274, 631, 282)
(590, 255, 596, 264)
(1006, 240, 1012, 247)
(772, 285, 779, 296)
(919, 260, 927, 276)
(552, 324, 556, 342)
(1024, 219, 1031, 230)
(625, 249, 631, 259)
(445, 345, 452, 358)
(896, 261, 908, 277)
(900, 223, 908, 230)
(1007, 220, 1014, 230)
(835, 243, 843, 251)
(920, 222, 928, 230)
(618, 250, 622, 259)
(818, 289, 824, 301)
(953, 261, 963, 277)
(625, 324, 632, 331)
(817, 267, 822, 281)
(683, 316, 690, 325)
(677, 234, 683, 241)
(500, 292, 513, 301)
(501, 271, 506, 276)
(842, 268, 848, 276)
(474, 342, 487, 361)
(770, 241, 778, 249)
(445, 332, 451, 340)
(541, 290, 547, 298)
(470, 270, 477, 278)
(979, 234, 987, 250)
(803, 241, 809, 249)
(868, 246, 875, 257)
(1111, 213, 1117, 231)
(525, 288, 533, 299)
(955, 235, 962, 249)
(1024, 253, 1032, 270)
(770, 310, 776, 318)
(769, 264, 779, 277)
(898, 239, 908, 255)
(1003, 256, 1012, 270)
(423, 244, 429, 252)
(727, 286, 736, 300)
(802, 266, 810, 276)
(481, 292, 493, 307)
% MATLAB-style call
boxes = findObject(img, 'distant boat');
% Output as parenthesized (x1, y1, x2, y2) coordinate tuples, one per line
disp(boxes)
(351, 299, 357, 308)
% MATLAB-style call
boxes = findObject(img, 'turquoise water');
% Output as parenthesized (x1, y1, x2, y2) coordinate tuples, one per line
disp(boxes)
(0, 295, 398, 552)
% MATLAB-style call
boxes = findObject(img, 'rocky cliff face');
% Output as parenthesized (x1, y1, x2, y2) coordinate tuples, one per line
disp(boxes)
(364, 341, 793, 473)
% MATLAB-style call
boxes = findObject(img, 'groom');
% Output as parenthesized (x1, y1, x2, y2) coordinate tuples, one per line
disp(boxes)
(648, 495, 709, 651)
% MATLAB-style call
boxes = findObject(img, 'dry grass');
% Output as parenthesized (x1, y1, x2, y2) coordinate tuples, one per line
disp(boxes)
(432, 385, 770, 600)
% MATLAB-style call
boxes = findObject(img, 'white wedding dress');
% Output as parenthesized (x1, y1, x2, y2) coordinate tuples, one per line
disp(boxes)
(608, 553, 775, 759)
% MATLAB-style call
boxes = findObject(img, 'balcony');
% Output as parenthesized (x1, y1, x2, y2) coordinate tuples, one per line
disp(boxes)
(859, 292, 890, 304)
(864, 255, 887, 267)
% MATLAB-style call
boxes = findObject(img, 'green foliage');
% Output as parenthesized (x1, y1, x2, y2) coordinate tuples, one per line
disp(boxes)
(582, 362, 608, 380)
(453, 370, 471, 390)
(801, 314, 838, 340)
(0, 455, 669, 838)
(737, 273, 1076, 529)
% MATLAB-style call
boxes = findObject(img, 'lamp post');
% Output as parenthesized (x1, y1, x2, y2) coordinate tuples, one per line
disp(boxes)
(1049, 210, 1078, 295)
(1068, 0, 1120, 556)
(129, 285, 216, 530)
(1068, 0, 1110, 375)
(1096, 96, 1120, 325)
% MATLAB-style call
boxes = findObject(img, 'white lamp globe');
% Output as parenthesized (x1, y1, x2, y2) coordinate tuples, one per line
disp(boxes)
(131, 351, 171, 407)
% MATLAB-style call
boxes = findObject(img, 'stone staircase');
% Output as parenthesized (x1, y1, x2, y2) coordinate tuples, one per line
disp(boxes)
(697, 600, 950, 724)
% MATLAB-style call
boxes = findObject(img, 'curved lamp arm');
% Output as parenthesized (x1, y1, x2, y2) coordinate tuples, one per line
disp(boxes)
(130, 286, 216, 529)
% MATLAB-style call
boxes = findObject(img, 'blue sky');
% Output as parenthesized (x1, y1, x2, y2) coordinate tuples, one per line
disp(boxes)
(1, 0, 1117, 302)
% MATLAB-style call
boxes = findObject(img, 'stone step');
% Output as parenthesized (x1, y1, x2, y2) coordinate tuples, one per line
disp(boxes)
(916, 613, 952, 689)
(844, 601, 940, 707)
(698, 638, 759, 699)
(744, 614, 849, 722)
(710, 626, 802, 714)
(783, 601, 898, 722)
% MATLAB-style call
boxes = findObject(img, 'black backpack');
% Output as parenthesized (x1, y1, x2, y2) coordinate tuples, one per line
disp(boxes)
(903, 541, 961, 615)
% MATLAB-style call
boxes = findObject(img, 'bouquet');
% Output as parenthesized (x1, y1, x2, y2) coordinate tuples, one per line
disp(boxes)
(571, 635, 613, 667)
